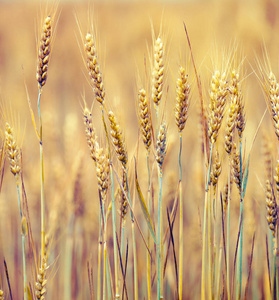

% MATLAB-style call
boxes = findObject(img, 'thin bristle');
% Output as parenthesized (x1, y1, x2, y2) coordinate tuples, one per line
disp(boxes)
(108, 111, 128, 168)
(5, 123, 21, 179)
(139, 88, 152, 151)
(152, 37, 164, 107)
(37, 16, 52, 89)
(85, 33, 105, 104)
(175, 66, 190, 132)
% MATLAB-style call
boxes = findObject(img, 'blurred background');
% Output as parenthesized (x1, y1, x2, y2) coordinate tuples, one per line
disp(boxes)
(0, 0, 279, 298)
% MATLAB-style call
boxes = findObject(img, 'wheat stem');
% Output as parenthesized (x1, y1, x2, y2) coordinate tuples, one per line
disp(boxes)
(146, 152, 152, 300)
(157, 169, 163, 300)
(178, 134, 183, 300)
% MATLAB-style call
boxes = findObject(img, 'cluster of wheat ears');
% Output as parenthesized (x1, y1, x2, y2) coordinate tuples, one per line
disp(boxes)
(1, 8, 279, 300)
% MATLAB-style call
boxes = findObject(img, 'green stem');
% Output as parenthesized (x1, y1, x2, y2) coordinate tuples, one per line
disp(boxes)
(147, 152, 152, 300)
(227, 184, 231, 300)
(157, 169, 163, 300)
(236, 200, 243, 300)
(201, 143, 213, 300)
(38, 89, 46, 266)
(110, 165, 119, 299)
(97, 211, 102, 300)
(103, 221, 107, 300)
(178, 134, 183, 300)
(237, 142, 244, 300)
(125, 170, 138, 300)
(22, 232, 27, 300)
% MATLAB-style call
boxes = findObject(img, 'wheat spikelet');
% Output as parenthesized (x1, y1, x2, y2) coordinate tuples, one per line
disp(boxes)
(265, 179, 278, 236)
(120, 170, 128, 223)
(208, 70, 228, 145)
(262, 133, 273, 181)
(108, 111, 128, 168)
(83, 108, 97, 162)
(210, 150, 221, 189)
(223, 183, 229, 212)
(5, 123, 21, 179)
(175, 66, 190, 132)
(139, 88, 152, 151)
(156, 121, 167, 169)
(0, 290, 3, 300)
(274, 160, 279, 193)
(85, 33, 105, 104)
(95, 146, 110, 202)
(35, 258, 48, 300)
(152, 37, 164, 107)
(268, 72, 279, 139)
(37, 16, 52, 89)
(224, 70, 239, 154)
(232, 143, 241, 193)
(235, 96, 245, 141)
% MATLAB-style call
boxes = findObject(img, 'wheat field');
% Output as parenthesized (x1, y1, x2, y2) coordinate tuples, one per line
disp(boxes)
(0, 0, 279, 299)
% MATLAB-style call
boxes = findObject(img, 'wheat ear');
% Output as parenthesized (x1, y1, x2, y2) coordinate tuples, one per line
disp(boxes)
(85, 33, 105, 104)
(83, 107, 97, 162)
(175, 66, 190, 133)
(139, 88, 152, 151)
(152, 37, 164, 108)
(268, 72, 279, 139)
(108, 110, 128, 168)
(35, 258, 48, 300)
(37, 16, 51, 89)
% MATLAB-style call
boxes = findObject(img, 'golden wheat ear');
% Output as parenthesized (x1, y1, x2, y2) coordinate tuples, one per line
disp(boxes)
(84, 33, 105, 105)
(35, 257, 48, 300)
(108, 110, 128, 168)
(5, 122, 21, 179)
(175, 66, 190, 133)
(37, 16, 52, 90)
(156, 121, 167, 169)
(83, 107, 97, 163)
(265, 180, 278, 236)
(138, 88, 152, 151)
(152, 36, 164, 107)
